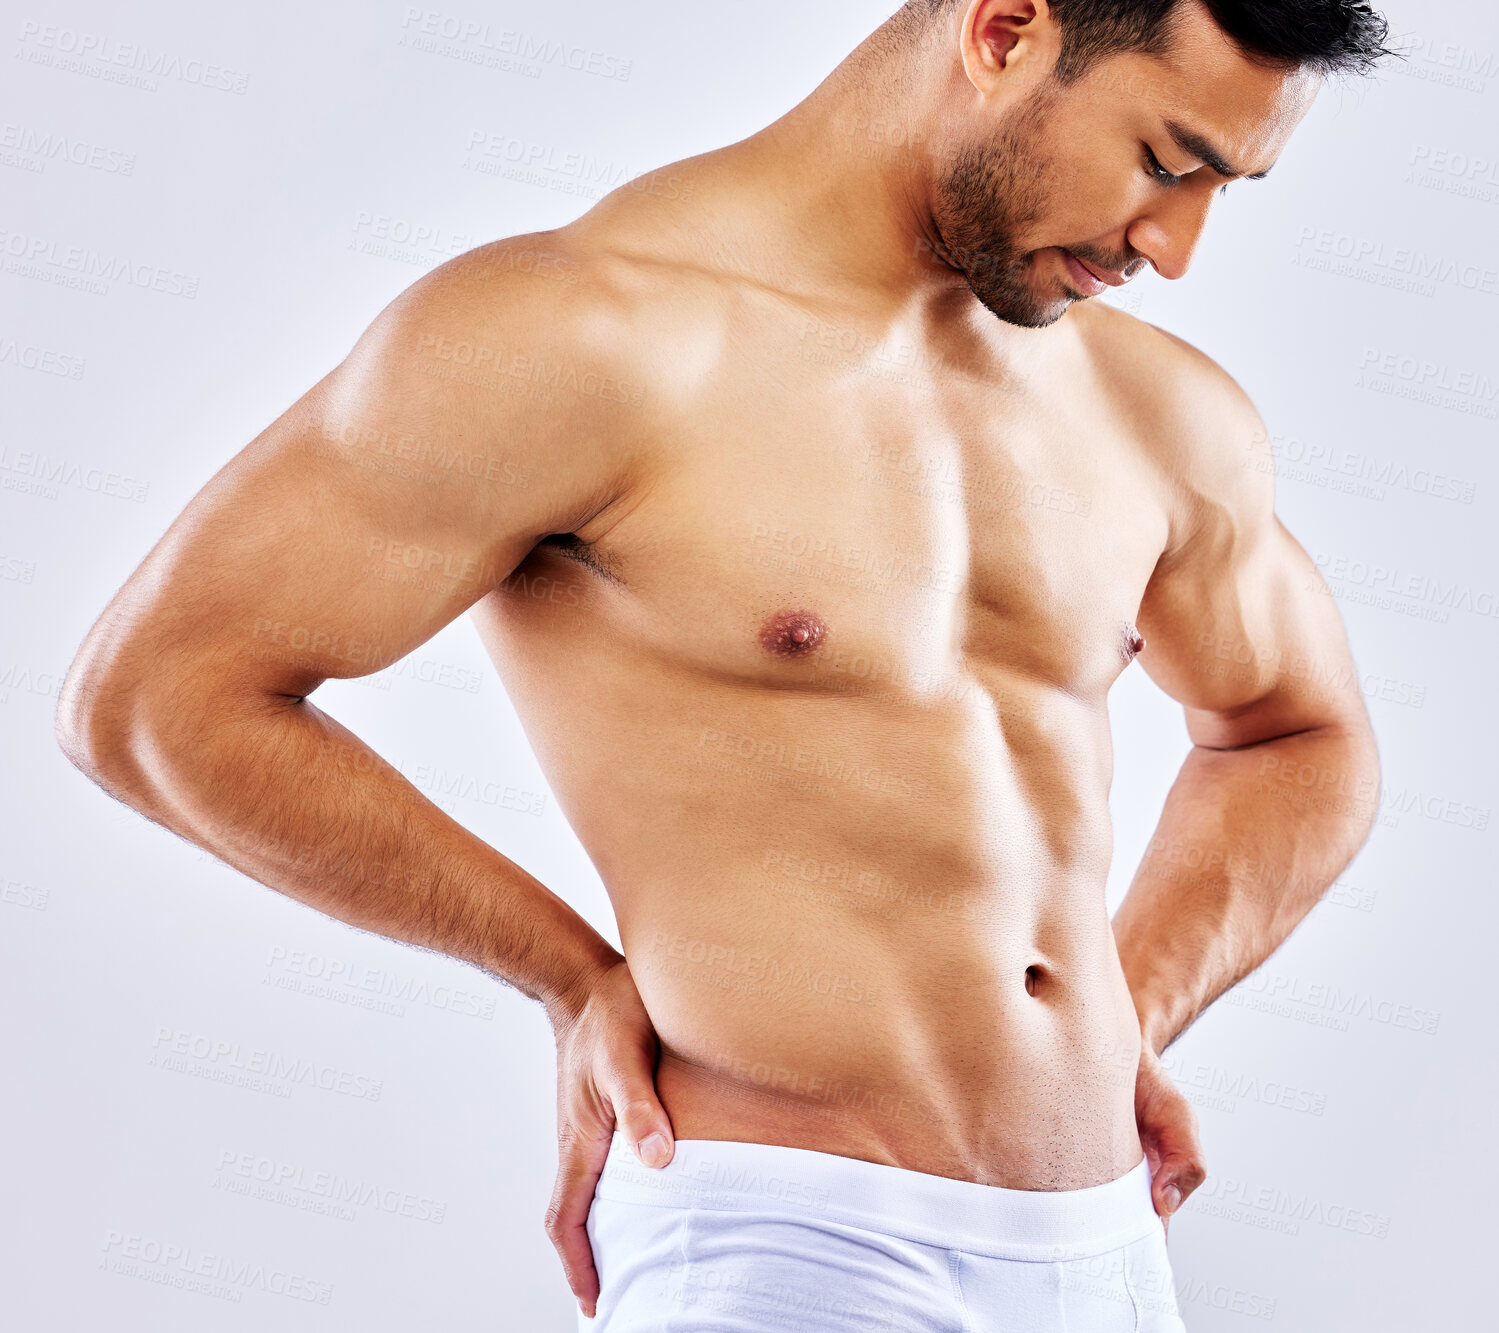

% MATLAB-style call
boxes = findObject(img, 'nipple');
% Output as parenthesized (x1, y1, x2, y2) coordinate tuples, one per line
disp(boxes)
(1123, 623, 1147, 661)
(760, 610, 828, 657)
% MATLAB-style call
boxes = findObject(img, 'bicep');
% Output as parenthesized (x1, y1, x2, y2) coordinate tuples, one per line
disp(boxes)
(1139, 516, 1364, 749)
(1131, 368, 1367, 751)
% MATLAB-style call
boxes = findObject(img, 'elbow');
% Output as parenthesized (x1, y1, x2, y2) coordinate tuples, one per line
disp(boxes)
(55, 659, 113, 782)
(55, 602, 157, 784)
(1363, 736, 1383, 841)
(1341, 710, 1382, 846)
(54, 650, 146, 789)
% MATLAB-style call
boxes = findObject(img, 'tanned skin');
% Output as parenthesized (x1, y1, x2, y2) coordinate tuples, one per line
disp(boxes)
(57, 0, 1379, 1317)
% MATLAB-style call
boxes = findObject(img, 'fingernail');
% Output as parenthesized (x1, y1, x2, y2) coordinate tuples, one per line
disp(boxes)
(638, 1132, 670, 1167)
(1163, 1184, 1182, 1213)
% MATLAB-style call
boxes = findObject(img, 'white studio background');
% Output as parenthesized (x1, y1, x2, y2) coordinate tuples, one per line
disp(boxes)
(1, 1, 1493, 1329)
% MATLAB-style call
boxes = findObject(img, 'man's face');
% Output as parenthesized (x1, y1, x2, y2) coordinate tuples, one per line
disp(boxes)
(930, 7, 1320, 328)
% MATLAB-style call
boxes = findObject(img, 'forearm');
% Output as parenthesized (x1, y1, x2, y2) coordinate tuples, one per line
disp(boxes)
(68, 686, 619, 1012)
(1112, 721, 1379, 1055)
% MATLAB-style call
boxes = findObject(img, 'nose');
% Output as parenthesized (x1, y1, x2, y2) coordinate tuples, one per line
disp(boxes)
(1125, 187, 1217, 281)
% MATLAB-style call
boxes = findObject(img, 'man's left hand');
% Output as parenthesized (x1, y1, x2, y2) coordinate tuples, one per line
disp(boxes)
(1134, 1045, 1207, 1238)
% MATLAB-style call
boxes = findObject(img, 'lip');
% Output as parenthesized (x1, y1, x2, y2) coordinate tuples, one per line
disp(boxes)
(1060, 249, 1129, 294)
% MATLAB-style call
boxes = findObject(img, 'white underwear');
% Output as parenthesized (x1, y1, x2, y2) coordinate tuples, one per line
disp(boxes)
(582, 1130, 1186, 1331)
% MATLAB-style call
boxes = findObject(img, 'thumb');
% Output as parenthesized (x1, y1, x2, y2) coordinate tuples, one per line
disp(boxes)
(1145, 1104, 1205, 1219)
(1135, 1055, 1205, 1221)
(608, 1074, 675, 1170)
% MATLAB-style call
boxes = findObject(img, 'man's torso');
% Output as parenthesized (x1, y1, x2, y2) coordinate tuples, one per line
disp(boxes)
(463, 176, 1195, 1190)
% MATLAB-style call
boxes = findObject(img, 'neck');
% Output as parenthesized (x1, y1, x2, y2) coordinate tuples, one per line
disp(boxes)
(716, 18, 977, 313)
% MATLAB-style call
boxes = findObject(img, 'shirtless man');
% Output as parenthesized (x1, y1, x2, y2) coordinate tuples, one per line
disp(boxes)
(57, 1, 1389, 1328)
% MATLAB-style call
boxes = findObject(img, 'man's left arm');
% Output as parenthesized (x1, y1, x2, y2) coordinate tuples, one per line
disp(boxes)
(1113, 351, 1381, 1221)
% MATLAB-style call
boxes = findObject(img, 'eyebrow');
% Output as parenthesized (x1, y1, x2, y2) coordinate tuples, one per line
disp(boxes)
(1164, 119, 1274, 181)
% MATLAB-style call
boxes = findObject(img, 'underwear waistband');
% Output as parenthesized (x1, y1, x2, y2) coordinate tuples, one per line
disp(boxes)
(595, 1131, 1158, 1261)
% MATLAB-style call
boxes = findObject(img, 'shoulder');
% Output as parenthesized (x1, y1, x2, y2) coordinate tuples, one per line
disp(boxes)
(375, 207, 747, 415)
(358, 230, 656, 405)
(1071, 301, 1276, 559)
(302, 228, 699, 541)
(347, 219, 708, 426)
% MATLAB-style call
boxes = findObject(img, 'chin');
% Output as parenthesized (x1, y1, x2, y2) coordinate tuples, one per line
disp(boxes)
(964, 254, 1074, 329)
(974, 285, 1073, 330)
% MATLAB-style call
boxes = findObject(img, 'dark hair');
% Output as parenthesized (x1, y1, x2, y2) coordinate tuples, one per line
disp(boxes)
(914, 0, 1393, 81)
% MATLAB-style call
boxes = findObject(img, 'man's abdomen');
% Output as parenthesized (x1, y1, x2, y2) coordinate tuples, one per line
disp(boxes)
(615, 798, 1146, 1193)
(639, 923, 1144, 1192)
(475, 593, 1145, 1190)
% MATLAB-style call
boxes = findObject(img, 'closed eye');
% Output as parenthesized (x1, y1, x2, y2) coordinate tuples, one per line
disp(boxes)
(1143, 144, 1183, 188)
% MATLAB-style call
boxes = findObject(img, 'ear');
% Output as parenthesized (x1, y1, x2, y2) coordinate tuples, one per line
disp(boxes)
(955, 0, 1061, 95)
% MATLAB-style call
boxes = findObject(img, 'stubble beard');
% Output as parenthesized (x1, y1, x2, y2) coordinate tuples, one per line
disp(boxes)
(930, 88, 1073, 329)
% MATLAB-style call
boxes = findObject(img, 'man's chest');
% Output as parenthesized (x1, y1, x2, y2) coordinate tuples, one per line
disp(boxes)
(578, 368, 1171, 700)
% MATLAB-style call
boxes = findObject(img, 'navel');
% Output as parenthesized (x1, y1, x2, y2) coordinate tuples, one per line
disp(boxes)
(760, 610, 828, 657)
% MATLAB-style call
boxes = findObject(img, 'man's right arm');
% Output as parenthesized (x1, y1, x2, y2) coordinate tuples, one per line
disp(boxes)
(54, 238, 638, 1016)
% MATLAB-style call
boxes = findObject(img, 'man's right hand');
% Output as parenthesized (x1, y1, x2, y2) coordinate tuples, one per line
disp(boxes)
(544, 957, 676, 1320)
